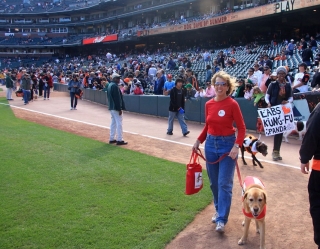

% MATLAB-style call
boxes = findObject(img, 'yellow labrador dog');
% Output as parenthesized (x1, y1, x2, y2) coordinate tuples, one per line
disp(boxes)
(238, 176, 266, 249)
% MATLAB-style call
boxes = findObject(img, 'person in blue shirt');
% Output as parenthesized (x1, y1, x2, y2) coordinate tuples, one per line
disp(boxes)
(154, 70, 165, 95)
(286, 39, 295, 58)
(167, 58, 176, 70)
(206, 65, 213, 82)
(163, 74, 175, 95)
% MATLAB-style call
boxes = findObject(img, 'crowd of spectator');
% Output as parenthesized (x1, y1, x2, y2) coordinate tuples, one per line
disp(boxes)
(1, 33, 319, 105)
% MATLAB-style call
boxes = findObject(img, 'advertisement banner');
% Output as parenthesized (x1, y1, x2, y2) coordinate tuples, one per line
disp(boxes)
(82, 34, 118, 45)
(140, 0, 320, 37)
(258, 104, 295, 136)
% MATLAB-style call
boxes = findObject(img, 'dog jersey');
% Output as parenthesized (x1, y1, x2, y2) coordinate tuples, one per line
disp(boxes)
(242, 176, 266, 220)
(243, 135, 259, 155)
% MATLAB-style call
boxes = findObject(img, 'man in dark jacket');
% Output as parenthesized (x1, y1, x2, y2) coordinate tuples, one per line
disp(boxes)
(299, 102, 320, 249)
(167, 58, 176, 70)
(134, 70, 147, 89)
(167, 78, 190, 136)
(5, 72, 14, 100)
(263, 54, 273, 70)
(21, 73, 32, 105)
(302, 46, 314, 66)
(107, 73, 127, 145)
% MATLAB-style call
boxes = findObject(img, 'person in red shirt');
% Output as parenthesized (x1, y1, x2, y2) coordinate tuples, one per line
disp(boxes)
(193, 71, 246, 233)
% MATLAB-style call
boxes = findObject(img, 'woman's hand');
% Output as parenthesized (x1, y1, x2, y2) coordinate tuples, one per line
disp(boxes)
(229, 146, 239, 159)
(267, 103, 271, 107)
(193, 140, 200, 151)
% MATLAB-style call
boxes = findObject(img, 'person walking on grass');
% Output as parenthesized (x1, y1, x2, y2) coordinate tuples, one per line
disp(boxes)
(167, 78, 190, 136)
(107, 73, 127, 145)
(5, 72, 14, 101)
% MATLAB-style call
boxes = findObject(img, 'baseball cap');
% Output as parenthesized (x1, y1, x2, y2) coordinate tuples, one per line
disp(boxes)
(167, 74, 172, 78)
(179, 66, 184, 70)
(271, 72, 277, 77)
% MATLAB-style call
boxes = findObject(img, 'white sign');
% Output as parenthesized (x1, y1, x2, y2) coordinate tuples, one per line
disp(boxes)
(258, 104, 295, 136)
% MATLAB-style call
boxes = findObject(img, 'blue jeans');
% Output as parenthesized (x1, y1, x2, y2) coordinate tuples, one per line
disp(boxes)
(70, 92, 78, 108)
(205, 133, 236, 224)
(44, 85, 50, 99)
(23, 90, 31, 104)
(167, 111, 188, 134)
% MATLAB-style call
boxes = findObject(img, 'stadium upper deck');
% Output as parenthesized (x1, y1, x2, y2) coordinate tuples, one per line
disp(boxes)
(0, 0, 319, 58)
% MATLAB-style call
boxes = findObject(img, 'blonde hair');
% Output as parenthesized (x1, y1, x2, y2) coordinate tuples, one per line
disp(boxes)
(253, 86, 262, 94)
(211, 71, 236, 95)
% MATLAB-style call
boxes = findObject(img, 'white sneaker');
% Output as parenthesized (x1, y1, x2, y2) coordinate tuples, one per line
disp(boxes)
(44, 98, 46, 100)
(216, 222, 225, 233)
(73, 107, 77, 110)
(212, 213, 218, 223)
(47, 98, 50, 100)
(70, 107, 73, 110)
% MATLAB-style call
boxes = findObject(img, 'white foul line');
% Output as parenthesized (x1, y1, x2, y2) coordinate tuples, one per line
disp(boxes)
(0, 102, 300, 170)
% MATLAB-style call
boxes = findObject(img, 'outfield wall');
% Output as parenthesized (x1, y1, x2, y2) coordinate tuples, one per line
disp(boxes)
(55, 83, 320, 129)
(54, 83, 258, 130)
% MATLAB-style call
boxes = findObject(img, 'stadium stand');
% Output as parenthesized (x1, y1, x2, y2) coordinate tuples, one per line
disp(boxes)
(0, 0, 318, 94)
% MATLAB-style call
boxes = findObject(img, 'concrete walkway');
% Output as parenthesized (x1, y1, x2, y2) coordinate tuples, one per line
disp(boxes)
(1, 87, 303, 170)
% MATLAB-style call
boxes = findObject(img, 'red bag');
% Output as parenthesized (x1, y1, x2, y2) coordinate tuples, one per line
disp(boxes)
(75, 89, 83, 99)
(185, 151, 203, 195)
(15, 89, 24, 97)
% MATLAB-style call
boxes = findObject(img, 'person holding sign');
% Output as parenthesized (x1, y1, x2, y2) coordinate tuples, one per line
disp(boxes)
(299, 102, 320, 249)
(192, 71, 246, 233)
(265, 66, 293, 161)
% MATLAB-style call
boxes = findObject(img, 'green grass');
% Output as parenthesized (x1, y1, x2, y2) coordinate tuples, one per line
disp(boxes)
(0, 98, 212, 249)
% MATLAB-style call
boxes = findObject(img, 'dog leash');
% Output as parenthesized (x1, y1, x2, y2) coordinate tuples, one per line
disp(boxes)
(194, 149, 244, 190)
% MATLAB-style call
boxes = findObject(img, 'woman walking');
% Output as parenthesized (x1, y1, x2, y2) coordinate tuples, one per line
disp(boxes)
(68, 73, 82, 110)
(193, 71, 246, 233)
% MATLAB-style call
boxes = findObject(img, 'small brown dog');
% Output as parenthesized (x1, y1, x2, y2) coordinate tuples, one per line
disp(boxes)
(238, 176, 266, 249)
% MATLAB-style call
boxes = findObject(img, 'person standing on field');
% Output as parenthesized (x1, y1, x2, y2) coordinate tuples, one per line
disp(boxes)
(107, 73, 127, 145)
(167, 78, 190, 136)
(6, 72, 14, 101)
(299, 102, 320, 249)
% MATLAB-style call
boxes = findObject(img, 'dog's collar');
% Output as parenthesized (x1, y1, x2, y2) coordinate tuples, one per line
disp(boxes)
(242, 205, 266, 220)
